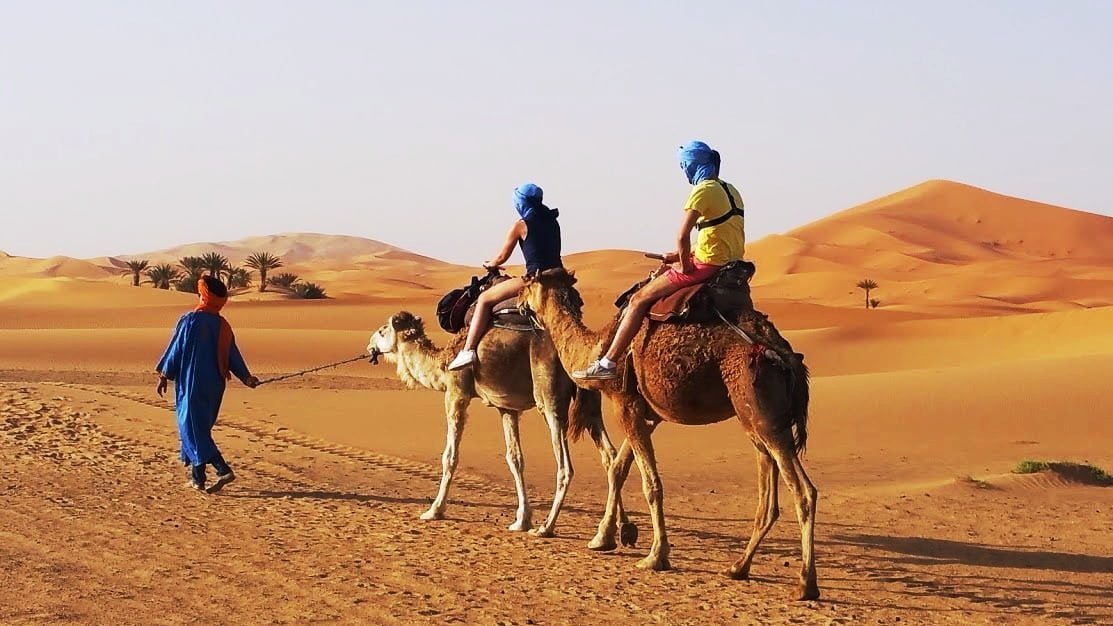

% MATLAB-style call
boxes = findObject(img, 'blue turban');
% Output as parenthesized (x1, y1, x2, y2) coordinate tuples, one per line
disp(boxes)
(513, 183, 545, 220)
(678, 140, 720, 185)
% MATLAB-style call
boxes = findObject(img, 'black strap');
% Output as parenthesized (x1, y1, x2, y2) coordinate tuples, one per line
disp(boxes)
(696, 181, 744, 231)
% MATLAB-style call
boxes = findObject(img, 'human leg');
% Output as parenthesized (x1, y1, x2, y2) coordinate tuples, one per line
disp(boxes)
(449, 277, 525, 370)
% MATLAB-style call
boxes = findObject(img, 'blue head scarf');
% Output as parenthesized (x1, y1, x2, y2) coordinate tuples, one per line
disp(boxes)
(514, 183, 545, 220)
(678, 140, 720, 185)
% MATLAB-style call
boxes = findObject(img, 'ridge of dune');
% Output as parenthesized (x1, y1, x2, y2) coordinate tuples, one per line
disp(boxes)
(781, 179, 1113, 262)
(0, 253, 114, 280)
(105, 232, 452, 267)
(746, 179, 1113, 313)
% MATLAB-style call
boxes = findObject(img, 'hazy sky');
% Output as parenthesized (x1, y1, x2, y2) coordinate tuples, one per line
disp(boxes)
(2, 1, 1111, 264)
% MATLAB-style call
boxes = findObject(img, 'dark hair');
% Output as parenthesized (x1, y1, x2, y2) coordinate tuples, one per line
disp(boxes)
(202, 275, 228, 298)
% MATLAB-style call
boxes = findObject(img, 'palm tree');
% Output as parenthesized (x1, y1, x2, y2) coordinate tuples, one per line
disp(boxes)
(176, 256, 206, 293)
(292, 282, 327, 299)
(268, 273, 300, 289)
(200, 252, 231, 281)
(856, 279, 879, 310)
(244, 252, 283, 292)
(121, 259, 149, 287)
(144, 263, 182, 290)
(178, 256, 205, 278)
(226, 266, 252, 290)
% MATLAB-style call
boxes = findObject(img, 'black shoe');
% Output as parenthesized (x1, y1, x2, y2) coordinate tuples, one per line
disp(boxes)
(207, 471, 236, 494)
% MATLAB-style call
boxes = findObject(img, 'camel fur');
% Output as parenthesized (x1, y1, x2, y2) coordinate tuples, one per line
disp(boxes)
(367, 311, 630, 538)
(520, 270, 819, 600)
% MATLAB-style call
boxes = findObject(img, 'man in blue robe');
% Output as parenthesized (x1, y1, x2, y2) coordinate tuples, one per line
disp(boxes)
(156, 275, 259, 493)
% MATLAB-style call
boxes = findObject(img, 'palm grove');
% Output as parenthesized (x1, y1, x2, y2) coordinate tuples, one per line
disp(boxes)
(123, 252, 326, 299)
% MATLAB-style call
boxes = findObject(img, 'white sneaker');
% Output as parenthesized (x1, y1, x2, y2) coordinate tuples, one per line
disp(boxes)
(573, 360, 618, 380)
(447, 349, 477, 371)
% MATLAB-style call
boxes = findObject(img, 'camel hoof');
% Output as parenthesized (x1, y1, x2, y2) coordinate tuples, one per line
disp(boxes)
(635, 555, 671, 571)
(619, 522, 639, 547)
(507, 520, 532, 532)
(798, 582, 820, 601)
(419, 508, 444, 521)
(725, 565, 751, 581)
(529, 526, 556, 539)
(587, 534, 618, 552)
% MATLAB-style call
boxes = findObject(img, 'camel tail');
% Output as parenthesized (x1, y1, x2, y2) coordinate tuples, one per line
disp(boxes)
(786, 357, 811, 455)
(568, 387, 604, 443)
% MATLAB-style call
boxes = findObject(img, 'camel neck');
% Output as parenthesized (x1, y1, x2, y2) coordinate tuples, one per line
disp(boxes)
(537, 300, 605, 373)
(395, 338, 449, 392)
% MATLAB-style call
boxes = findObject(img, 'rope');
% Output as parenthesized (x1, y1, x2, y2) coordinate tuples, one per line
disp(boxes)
(256, 354, 368, 386)
(714, 307, 754, 345)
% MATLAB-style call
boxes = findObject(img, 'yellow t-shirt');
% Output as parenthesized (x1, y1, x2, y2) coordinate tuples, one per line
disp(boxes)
(685, 179, 745, 265)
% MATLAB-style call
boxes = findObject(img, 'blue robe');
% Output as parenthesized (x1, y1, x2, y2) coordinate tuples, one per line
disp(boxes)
(156, 311, 250, 466)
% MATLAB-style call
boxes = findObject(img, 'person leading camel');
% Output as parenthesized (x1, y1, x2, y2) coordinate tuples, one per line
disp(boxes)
(448, 183, 563, 370)
(156, 275, 260, 493)
(574, 140, 745, 380)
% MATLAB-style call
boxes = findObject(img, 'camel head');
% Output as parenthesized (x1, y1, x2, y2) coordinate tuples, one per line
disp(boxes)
(367, 311, 428, 363)
(520, 268, 584, 327)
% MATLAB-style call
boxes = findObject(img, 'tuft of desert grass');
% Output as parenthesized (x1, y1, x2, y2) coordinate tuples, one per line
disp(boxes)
(1013, 460, 1112, 485)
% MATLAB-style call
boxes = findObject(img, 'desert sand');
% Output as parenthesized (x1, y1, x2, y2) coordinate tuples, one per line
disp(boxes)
(2, 180, 1111, 625)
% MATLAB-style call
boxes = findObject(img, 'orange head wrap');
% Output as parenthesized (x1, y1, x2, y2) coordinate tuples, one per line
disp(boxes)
(195, 275, 234, 379)
(196, 276, 229, 315)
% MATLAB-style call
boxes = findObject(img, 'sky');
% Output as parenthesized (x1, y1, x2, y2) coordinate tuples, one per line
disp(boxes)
(2, 1, 1111, 264)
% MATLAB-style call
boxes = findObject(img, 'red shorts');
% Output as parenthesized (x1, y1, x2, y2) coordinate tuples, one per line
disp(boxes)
(664, 259, 721, 287)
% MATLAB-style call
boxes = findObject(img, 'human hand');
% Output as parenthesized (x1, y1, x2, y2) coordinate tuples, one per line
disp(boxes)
(679, 256, 695, 274)
(245, 376, 261, 389)
(156, 376, 168, 398)
(661, 252, 680, 264)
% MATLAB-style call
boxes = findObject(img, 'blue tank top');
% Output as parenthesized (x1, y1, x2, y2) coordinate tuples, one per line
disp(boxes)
(518, 209, 562, 276)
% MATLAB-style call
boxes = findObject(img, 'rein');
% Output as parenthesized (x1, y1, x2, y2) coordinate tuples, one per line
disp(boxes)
(256, 353, 371, 386)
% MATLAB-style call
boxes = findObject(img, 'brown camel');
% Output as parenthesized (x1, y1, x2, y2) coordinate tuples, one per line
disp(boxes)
(367, 311, 633, 538)
(519, 269, 819, 600)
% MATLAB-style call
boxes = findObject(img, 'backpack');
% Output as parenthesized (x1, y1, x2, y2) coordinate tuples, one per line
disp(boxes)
(436, 271, 505, 333)
(436, 276, 482, 333)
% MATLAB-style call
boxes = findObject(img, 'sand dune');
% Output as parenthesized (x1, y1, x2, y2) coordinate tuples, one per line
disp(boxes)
(748, 180, 1113, 313)
(0, 253, 114, 281)
(2, 180, 1111, 624)
(104, 232, 440, 266)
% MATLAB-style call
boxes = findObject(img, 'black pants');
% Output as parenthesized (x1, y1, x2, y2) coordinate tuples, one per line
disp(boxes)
(190, 452, 232, 483)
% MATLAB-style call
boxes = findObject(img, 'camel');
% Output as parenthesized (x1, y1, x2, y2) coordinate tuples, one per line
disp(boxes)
(367, 310, 632, 538)
(519, 269, 819, 600)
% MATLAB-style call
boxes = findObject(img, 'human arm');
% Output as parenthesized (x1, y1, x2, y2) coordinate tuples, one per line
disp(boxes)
(229, 339, 260, 388)
(484, 220, 527, 268)
(674, 210, 701, 273)
(154, 316, 187, 396)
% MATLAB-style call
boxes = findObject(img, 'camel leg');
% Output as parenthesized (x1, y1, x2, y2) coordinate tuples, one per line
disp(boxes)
(421, 394, 469, 521)
(587, 425, 637, 546)
(726, 443, 780, 580)
(587, 436, 627, 551)
(500, 409, 533, 532)
(622, 402, 670, 571)
(588, 421, 659, 551)
(767, 438, 820, 600)
(531, 407, 573, 538)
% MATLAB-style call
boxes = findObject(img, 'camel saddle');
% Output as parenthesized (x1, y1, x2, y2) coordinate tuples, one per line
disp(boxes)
(464, 296, 535, 332)
(615, 260, 757, 323)
(437, 272, 535, 333)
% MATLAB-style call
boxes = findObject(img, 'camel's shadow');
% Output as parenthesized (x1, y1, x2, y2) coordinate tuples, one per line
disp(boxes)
(833, 532, 1113, 575)
(226, 489, 434, 507)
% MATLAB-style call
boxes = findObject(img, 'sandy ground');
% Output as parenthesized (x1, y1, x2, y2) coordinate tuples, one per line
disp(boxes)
(2, 181, 1112, 624)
